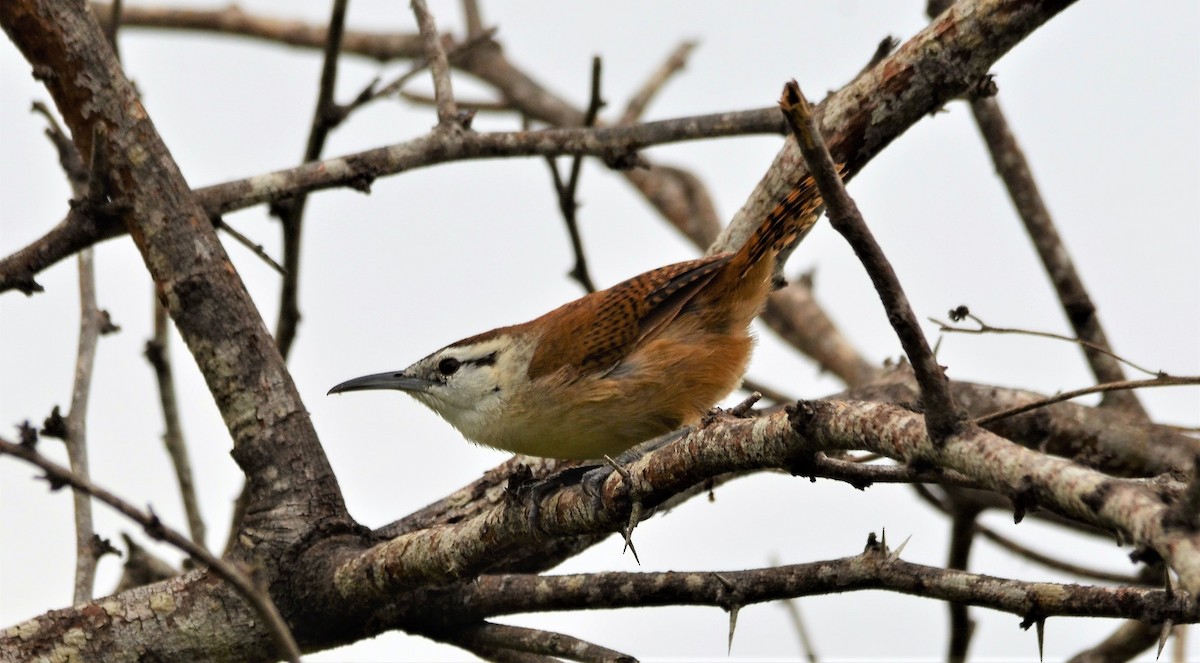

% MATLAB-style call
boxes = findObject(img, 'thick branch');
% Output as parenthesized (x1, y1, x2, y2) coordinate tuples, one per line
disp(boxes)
(433, 553, 1196, 626)
(844, 367, 1200, 477)
(329, 399, 1198, 604)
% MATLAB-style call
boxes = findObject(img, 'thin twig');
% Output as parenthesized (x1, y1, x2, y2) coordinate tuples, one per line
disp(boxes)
(222, 483, 250, 559)
(975, 524, 1143, 585)
(410, 0, 458, 127)
(0, 436, 302, 663)
(856, 36, 899, 78)
(36, 103, 106, 604)
(273, 0, 349, 361)
(620, 41, 696, 125)
(769, 553, 819, 663)
(974, 376, 1199, 426)
(343, 26, 499, 119)
(113, 532, 178, 593)
(915, 484, 1147, 585)
(399, 89, 508, 112)
(1067, 620, 1162, 663)
(66, 246, 103, 605)
(440, 622, 636, 663)
(461, 0, 484, 38)
(213, 217, 286, 275)
(145, 299, 207, 548)
(546, 56, 604, 293)
(946, 500, 982, 662)
(740, 377, 794, 405)
(793, 453, 981, 490)
(102, 0, 123, 57)
(933, 308, 1159, 377)
(778, 80, 967, 441)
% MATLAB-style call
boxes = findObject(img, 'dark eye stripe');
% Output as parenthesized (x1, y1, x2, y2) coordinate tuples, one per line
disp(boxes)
(436, 352, 496, 379)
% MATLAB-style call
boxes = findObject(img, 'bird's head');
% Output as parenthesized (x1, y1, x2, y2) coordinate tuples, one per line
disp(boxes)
(328, 330, 535, 442)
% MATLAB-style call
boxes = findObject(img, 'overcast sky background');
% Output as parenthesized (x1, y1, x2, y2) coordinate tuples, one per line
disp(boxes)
(1, 1, 1197, 661)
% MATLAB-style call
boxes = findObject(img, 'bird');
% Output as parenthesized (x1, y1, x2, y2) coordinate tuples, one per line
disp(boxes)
(329, 175, 827, 461)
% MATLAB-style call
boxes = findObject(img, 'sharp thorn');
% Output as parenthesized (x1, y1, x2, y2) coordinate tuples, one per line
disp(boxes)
(727, 604, 740, 654)
(603, 454, 632, 483)
(1157, 621, 1172, 660)
(622, 528, 641, 565)
(889, 534, 912, 561)
(1036, 618, 1045, 662)
(621, 499, 643, 564)
(711, 572, 735, 591)
(622, 498, 644, 564)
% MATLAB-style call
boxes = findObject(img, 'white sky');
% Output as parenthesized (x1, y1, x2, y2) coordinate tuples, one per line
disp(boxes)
(1, 1, 1197, 661)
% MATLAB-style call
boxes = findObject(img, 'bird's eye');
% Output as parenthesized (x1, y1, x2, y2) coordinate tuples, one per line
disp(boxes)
(436, 357, 461, 376)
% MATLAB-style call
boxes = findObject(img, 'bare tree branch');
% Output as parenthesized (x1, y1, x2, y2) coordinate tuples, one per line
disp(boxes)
(273, 0, 349, 362)
(145, 299, 206, 549)
(423, 546, 1194, 625)
(33, 97, 108, 605)
(1067, 619, 1161, 663)
(619, 41, 695, 125)
(935, 308, 1160, 378)
(780, 80, 967, 440)
(433, 622, 636, 663)
(331, 398, 1199, 602)
(945, 498, 983, 662)
(546, 56, 605, 294)
(975, 376, 1200, 426)
(844, 367, 1200, 477)
(64, 245, 102, 605)
(0, 436, 302, 663)
(411, 0, 459, 128)
(92, 2, 425, 62)
(0, 110, 787, 296)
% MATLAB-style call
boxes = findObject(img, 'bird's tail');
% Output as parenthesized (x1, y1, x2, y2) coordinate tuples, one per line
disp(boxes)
(737, 166, 846, 277)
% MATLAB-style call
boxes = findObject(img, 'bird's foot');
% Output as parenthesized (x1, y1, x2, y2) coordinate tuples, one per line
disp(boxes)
(513, 426, 692, 552)
(512, 463, 598, 537)
(579, 426, 694, 562)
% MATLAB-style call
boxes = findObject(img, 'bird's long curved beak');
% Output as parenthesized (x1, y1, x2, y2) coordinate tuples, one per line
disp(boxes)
(327, 371, 435, 395)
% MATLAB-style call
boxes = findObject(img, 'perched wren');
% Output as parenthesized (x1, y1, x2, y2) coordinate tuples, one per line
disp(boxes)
(329, 176, 826, 459)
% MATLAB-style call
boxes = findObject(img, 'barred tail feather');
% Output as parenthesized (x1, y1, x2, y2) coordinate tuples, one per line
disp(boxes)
(738, 166, 846, 277)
